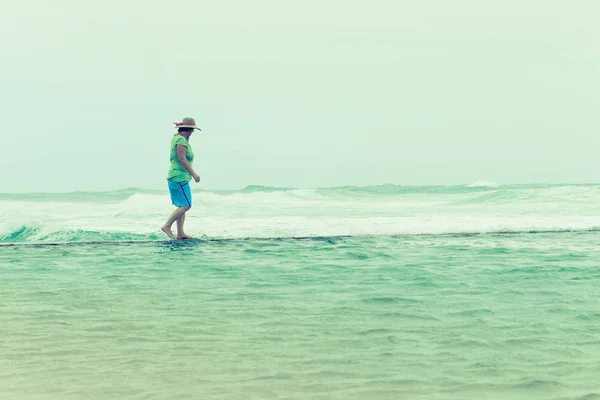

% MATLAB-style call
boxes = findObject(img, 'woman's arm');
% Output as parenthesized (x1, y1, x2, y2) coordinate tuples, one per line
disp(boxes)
(177, 145, 200, 182)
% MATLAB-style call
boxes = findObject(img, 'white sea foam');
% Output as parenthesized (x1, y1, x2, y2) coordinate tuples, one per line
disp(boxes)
(466, 180, 499, 188)
(1, 185, 600, 241)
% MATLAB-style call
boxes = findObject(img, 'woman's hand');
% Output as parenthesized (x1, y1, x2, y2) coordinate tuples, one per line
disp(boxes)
(192, 173, 201, 183)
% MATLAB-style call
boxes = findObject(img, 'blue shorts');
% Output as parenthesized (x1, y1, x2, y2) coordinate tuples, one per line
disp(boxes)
(168, 180, 192, 207)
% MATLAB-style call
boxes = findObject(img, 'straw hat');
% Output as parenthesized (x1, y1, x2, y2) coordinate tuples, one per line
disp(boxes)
(173, 117, 201, 131)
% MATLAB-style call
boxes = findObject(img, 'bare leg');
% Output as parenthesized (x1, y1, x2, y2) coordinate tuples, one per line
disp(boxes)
(176, 213, 194, 240)
(161, 206, 191, 239)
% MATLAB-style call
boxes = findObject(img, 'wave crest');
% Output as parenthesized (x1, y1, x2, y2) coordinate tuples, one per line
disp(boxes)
(466, 181, 499, 188)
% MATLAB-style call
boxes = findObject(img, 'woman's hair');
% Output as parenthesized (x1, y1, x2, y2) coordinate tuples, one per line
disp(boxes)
(178, 128, 193, 133)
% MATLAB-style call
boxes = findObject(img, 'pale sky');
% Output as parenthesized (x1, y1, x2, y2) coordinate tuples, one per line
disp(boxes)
(1, 0, 598, 192)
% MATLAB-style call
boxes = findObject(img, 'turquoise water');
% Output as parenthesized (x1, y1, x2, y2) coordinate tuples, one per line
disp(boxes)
(1, 184, 600, 399)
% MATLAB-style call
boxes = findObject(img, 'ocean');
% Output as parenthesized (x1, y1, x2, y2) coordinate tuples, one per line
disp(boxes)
(1, 183, 599, 399)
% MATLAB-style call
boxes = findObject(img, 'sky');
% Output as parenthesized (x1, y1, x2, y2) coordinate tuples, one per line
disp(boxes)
(0, 0, 598, 192)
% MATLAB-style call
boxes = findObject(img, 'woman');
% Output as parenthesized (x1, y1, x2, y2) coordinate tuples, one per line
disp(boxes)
(161, 117, 201, 240)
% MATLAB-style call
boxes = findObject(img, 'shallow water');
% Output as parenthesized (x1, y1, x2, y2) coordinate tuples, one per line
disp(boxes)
(2, 232, 600, 399)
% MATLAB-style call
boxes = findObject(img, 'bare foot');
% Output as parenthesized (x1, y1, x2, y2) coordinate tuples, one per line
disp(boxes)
(177, 234, 195, 240)
(161, 226, 176, 239)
